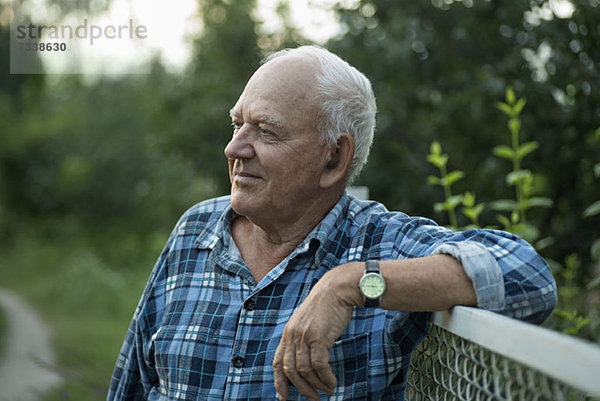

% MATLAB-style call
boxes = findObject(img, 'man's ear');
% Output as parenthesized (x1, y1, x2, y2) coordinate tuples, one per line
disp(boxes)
(320, 133, 355, 189)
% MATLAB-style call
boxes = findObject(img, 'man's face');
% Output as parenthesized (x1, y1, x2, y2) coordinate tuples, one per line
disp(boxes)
(225, 56, 331, 225)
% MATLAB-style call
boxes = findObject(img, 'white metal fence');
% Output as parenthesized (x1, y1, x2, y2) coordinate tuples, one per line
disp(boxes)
(406, 306, 600, 400)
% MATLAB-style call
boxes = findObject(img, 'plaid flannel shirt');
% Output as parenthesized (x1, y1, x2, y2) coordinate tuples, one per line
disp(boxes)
(107, 192, 556, 400)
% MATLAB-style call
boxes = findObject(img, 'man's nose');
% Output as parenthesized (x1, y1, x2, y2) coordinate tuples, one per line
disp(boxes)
(224, 124, 256, 160)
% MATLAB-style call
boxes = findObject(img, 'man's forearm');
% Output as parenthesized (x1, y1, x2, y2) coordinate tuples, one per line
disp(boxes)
(273, 255, 478, 401)
(333, 255, 478, 312)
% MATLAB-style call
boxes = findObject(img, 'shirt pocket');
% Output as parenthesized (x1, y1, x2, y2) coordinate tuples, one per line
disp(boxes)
(286, 333, 370, 401)
(152, 322, 222, 386)
(328, 333, 370, 399)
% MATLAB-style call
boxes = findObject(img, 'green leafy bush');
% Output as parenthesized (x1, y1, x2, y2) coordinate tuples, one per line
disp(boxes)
(428, 88, 600, 342)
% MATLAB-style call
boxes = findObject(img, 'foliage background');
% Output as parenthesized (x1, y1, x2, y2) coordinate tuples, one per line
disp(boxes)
(0, 0, 599, 399)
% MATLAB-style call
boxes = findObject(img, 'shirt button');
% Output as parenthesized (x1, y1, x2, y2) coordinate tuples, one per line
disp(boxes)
(244, 299, 256, 311)
(232, 356, 245, 368)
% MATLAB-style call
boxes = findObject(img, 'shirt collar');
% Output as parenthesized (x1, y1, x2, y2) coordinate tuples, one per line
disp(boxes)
(297, 191, 350, 259)
(193, 191, 351, 259)
(193, 204, 237, 251)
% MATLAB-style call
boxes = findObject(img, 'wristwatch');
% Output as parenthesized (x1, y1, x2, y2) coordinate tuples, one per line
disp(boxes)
(358, 260, 386, 307)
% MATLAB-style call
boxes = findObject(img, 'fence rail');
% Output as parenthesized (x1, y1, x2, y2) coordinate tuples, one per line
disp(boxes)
(406, 306, 600, 400)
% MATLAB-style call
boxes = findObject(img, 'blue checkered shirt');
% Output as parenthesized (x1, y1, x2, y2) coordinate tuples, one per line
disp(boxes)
(107, 192, 556, 400)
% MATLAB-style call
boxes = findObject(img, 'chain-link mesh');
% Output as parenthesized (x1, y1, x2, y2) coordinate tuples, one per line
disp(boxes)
(406, 324, 599, 401)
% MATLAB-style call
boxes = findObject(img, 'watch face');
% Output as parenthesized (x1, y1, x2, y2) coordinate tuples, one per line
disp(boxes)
(359, 273, 385, 298)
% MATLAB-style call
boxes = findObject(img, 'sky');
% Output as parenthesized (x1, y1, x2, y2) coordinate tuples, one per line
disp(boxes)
(12, 0, 352, 74)
(150, 0, 351, 70)
(10, 0, 575, 75)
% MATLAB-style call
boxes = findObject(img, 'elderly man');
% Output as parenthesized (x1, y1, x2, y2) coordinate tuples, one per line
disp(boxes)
(107, 46, 556, 401)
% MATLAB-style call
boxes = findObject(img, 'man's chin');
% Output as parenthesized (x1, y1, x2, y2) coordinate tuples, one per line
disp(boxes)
(230, 192, 257, 217)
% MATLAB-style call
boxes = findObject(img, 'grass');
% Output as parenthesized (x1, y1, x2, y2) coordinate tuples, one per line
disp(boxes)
(0, 223, 164, 401)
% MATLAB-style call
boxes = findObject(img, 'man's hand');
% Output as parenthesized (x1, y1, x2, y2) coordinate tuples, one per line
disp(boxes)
(272, 256, 476, 400)
(273, 263, 363, 401)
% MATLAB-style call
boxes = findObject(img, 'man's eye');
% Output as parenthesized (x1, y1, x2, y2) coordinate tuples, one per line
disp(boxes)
(232, 122, 243, 133)
(258, 126, 275, 138)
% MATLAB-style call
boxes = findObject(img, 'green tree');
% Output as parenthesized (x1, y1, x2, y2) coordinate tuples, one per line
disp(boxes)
(327, 0, 600, 277)
(168, 0, 262, 195)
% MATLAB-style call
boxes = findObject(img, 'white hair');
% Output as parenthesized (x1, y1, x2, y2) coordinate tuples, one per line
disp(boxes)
(263, 46, 377, 184)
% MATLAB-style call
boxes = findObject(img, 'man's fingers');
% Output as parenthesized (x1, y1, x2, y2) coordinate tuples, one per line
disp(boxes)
(273, 342, 289, 400)
(282, 341, 320, 400)
(295, 342, 333, 395)
(311, 343, 337, 392)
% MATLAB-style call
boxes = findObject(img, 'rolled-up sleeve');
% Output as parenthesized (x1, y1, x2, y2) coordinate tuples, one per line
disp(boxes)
(430, 230, 557, 324)
(432, 241, 505, 310)
(383, 208, 557, 325)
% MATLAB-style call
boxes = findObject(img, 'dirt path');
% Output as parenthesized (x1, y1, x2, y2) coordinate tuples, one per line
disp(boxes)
(0, 288, 62, 401)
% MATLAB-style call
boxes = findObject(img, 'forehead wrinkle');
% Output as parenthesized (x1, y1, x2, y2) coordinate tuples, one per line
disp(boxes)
(231, 56, 321, 135)
(231, 101, 285, 131)
(256, 115, 284, 131)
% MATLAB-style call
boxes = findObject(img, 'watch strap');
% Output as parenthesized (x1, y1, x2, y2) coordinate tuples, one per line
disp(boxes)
(364, 296, 379, 308)
(364, 260, 380, 308)
(366, 260, 379, 273)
